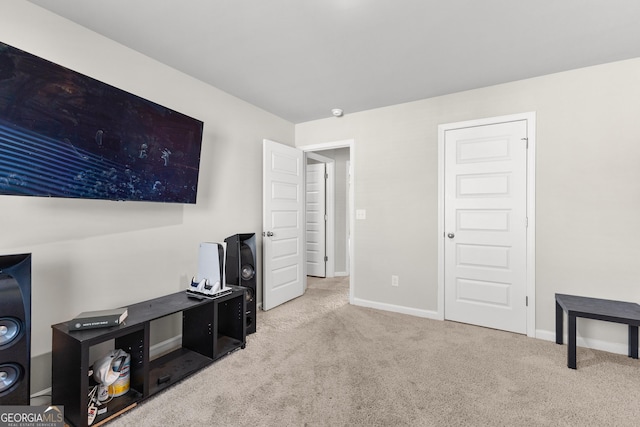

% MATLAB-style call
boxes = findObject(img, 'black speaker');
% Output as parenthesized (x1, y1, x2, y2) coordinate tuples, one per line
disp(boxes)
(0, 253, 31, 405)
(225, 234, 256, 335)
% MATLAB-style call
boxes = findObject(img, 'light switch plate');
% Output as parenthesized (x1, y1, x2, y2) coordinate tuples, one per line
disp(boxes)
(356, 209, 366, 220)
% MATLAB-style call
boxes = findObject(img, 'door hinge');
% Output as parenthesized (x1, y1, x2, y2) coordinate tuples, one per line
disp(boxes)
(325, 173, 329, 180)
(324, 256, 328, 262)
(526, 296, 529, 306)
(525, 217, 528, 228)
(521, 137, 529, 149)
(325, 214, 328, 221)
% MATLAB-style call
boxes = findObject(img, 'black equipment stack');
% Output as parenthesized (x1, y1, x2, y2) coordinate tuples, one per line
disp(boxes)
(225, 233, 257, 334)
(0, 253, 31, 405)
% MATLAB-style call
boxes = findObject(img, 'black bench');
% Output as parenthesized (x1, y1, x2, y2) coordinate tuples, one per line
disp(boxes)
(555, 293, 640, 369)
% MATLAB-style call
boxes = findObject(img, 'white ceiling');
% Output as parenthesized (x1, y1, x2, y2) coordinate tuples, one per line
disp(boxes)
(26, 0, 640, 124)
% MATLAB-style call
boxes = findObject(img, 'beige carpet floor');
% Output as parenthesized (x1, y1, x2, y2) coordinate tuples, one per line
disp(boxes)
(110, 277, 640, 426)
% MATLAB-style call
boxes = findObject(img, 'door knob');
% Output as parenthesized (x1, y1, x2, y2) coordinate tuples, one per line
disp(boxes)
(266, 231, 274, 237)
(447, 233, 455, 239)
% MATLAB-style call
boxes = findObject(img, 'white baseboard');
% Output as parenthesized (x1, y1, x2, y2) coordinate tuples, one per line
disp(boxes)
(334, 271, 348, 277)
(30, 387, 52, 401)
(536, 329, 629, 356)
(535, 330, 556, 343)
(150, 335, 183, 359)
(352, 297, 440, 320)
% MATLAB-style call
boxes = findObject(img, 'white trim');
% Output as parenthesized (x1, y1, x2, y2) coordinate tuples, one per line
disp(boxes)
(326, 161, 335, 277)
(536, 329, 629, 357)
(30, 388, 52, 399)
(150, 335, 182, 359)
(301, 139, 354, 152)
(437, 112, 537, 337)
(300, 139, 355, 304)
(353, 297, 440, 320)
(306, 151, 333, 163)
(525, 114, 537, 338)
(345, 160, 351, 276)
(437, 129, 446, 321)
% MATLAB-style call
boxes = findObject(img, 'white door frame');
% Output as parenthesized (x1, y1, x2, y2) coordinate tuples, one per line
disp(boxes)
(300, 139, 355, 304)
(437, 113, 536, 337)
(344, 160, 352, 277)
(306, 152, 335, 277)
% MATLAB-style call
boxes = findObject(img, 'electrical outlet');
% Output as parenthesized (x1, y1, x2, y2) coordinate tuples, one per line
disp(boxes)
(391, 275, 399, 287)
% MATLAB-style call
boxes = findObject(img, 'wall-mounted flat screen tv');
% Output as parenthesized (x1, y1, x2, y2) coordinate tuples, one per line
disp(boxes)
(0, 41, 204, 204)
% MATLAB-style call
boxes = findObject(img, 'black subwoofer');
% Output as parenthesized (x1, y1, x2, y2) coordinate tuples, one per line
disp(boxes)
(225, 234, 256, 334)
(0, 253, 31, 405)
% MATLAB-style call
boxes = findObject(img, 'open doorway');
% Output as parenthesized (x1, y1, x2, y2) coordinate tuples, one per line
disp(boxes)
(301, 140, 354, 303)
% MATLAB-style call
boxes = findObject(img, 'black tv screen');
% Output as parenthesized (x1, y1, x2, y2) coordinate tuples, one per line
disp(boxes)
(0, 41, 204, 204)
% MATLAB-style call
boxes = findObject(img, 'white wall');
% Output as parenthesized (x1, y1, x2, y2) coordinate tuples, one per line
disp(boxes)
(1, 1, 293, 392)
(296, 58, 640, 353)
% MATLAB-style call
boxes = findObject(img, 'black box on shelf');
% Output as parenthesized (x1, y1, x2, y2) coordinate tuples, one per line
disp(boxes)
(70, 307, 128, 331)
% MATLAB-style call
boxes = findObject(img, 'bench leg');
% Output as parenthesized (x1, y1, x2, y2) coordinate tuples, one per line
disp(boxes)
(629, 325, 638, 359)
(568, 315, 577, 369)
(555, 301, 563, 344)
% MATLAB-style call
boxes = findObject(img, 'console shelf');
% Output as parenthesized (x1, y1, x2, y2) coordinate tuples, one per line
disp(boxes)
(51, 287, 246, 427)
(148, 348, 212, 395)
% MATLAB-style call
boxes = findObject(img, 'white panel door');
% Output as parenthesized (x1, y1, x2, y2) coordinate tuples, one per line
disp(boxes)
(444, 120, 528, 333)
(263, 139, 305, 310)
(306, 163, 326, 277)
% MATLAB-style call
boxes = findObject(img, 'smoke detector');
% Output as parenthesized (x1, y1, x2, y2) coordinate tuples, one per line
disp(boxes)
(331, 108, 344, 117)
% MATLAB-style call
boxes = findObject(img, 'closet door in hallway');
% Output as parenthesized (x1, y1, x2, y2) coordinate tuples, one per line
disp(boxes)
(306, 163, 326, 277)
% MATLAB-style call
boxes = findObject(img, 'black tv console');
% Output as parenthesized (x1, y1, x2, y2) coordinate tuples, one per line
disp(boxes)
(51, 287, 246, 427)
